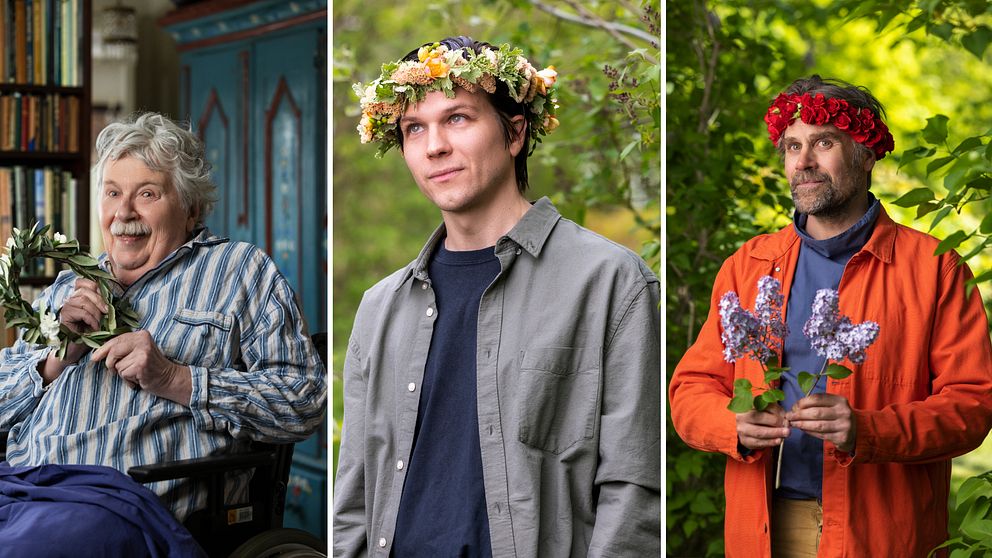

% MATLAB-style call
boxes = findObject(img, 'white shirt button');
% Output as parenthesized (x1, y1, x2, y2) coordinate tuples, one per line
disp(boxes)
(515, 248, 521, 255)
(426, 307, 434, 317)
(378, 537, 387, 548)
(396, 460, 404, 470)
(421, 282, 428, 290)
(408, 382, 416, 392)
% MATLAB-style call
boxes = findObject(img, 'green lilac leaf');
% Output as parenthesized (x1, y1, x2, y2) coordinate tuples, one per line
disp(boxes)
(893, 188, 935, 208)
(956, 477, 991, 508)
(798, 372, 815, 395)
(915, 200, 939, 219)
(962, 25, 992, 60)
(967, 176, 992, 193)
(825, 363, 854, 380)
(934, 230, 970, 256)
(953, 137, 984, 155)
(898, 145, 936, 168)
(728, 391, 755, 413)
(753, 394, 769, 411)
(922, 114, 949, 145)
(926, 156, 955, 175)
(764, 368, 785, 383)
(929, 206, 954, 232)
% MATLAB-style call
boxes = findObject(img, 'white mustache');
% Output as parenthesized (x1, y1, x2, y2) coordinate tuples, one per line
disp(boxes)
(110, 220, 152, 236)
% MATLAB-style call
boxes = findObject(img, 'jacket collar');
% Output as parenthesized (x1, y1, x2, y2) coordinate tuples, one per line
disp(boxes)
(749, 205, 897, 264)
(397, 197, 561, 290)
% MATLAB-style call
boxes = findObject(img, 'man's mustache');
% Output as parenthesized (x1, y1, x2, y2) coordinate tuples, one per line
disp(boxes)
(110, 221, 152, 236)
(790, 171, 831, 187)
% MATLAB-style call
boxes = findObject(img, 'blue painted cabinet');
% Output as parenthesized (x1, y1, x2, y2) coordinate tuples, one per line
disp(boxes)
(162, 0, 327, 541)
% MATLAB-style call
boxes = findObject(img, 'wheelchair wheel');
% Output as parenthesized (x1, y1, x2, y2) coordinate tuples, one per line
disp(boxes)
(227, 528, 326, 558)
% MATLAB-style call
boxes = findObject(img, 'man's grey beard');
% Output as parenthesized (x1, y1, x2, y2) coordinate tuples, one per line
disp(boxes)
(110, 220, 152, 236)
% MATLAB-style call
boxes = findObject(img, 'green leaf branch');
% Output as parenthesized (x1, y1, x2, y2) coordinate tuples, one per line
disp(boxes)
(0, 223, 139, 359)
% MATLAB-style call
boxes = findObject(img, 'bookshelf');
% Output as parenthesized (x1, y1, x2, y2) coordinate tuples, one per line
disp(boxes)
(0, 0, 91, 346)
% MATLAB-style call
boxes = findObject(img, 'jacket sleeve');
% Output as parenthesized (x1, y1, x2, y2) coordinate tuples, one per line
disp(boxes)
(332, 306, 371, 558)
(841, 256, 992, 465)
(588, 278, 662, 557)
(669, 254, 761, 463)
(186, 266, 327, 443)
(0, 277, 73, 432)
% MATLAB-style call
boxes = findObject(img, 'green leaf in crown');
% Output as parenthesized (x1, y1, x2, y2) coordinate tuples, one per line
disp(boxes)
(0, 222, 140, 359)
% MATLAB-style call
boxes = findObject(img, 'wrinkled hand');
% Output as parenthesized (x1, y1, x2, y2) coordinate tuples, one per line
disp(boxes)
(91, 331, 192, 406)
(736, 404, 790, 451)
(56, 279, 108, 363)
(787, 393, 856, 453)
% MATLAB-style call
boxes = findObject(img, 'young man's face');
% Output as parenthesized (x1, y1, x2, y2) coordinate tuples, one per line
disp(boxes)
(399, 88, 525, 214)
(782, 120, 874, 220)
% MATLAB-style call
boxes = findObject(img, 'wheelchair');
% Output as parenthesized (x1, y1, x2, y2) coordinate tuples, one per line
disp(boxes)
(0, 332, 328, 558)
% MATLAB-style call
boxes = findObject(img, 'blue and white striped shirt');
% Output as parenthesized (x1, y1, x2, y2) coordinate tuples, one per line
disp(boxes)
(0, 229, 326, 520)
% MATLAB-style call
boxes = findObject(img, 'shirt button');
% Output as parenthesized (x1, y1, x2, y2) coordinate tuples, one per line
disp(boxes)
(378, 537, 387, 548)
(421, 282, 428, 290)
(515, 248, 521, 255)
(407, 382, 416, 392)
(775, 266, 781, 272)
(426, 307, 434, 317)
(396, 460, 404, 470)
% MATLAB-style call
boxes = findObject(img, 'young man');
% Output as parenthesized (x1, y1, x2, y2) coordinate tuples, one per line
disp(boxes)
(670, 76, 992, 557)
(334, 37, 661, 557)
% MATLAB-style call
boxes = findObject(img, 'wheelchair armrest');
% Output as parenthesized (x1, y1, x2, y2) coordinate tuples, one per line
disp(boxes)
(127, 449, 277, 483)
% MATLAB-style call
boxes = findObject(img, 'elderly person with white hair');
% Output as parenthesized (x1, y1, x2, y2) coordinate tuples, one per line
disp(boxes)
(0, 112, 326, 556)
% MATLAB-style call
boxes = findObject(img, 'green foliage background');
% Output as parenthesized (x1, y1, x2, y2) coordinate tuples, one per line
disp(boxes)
(668, 1, 992, 555)
(332, 0, 660, 480)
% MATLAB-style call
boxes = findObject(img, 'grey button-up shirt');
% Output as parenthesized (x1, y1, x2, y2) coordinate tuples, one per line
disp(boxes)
(333, 198, 660, 557)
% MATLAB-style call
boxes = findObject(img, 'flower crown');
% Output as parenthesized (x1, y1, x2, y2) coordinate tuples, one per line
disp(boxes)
(354, 42, 560, 157)
(764, 92, 895, 160)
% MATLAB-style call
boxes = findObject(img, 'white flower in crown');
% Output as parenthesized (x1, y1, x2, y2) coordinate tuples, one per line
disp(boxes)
(39, 302, 61, 348)
(53, 232, 67, 244)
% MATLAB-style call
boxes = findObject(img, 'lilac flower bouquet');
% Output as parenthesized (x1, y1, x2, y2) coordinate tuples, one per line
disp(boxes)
(798, 289, 879, 396)
(720, 280, 880, 413)
(720, 276, 790, 413)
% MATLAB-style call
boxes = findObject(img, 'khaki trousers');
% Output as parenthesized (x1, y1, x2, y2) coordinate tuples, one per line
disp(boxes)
(771, 497, 823, 558)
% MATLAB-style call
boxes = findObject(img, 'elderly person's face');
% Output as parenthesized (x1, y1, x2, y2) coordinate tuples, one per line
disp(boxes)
(100, 156, 196, 286)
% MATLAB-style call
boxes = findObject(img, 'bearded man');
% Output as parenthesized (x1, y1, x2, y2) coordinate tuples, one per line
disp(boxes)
(670, 75, 992, 557)
(334, 36, 661, 557)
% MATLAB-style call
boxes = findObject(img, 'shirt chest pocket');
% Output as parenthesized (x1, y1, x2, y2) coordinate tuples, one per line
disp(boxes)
(161, 309, 237, 370)
(516, 346, 601, 454)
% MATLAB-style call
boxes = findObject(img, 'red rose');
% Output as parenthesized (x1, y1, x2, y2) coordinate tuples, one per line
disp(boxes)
(834, 111, 852, 130)
(826, 97, 843, 114)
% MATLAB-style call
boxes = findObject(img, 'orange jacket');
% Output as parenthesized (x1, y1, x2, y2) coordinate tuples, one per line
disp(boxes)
(670, 208, 992, 558)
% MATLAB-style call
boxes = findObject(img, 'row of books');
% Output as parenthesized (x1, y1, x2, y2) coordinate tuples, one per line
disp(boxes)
(0, 92, 80, 152)
(0, 165, 78, 276)
(0, 0, 83, 86)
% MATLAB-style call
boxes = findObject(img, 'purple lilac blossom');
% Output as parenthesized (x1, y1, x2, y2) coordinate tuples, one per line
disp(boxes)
(803, 288, 879, 363)
(718, 276, 788, 363)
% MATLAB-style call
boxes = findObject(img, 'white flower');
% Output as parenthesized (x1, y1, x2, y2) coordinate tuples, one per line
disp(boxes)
(53, 232, 67, 244)
(39, 302, 61, 348)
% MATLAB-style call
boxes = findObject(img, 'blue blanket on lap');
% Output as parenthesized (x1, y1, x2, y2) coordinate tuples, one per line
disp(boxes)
(0, 463, 206, 557)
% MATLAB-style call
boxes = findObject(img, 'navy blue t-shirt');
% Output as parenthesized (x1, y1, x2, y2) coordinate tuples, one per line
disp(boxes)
(392, 241, 500, 557)
(777, 194, 880, 500)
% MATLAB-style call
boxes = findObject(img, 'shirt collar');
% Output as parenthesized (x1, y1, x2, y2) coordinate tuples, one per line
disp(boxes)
(99, 227, 229, 289)
(399, 197, 562, 289)
(793, 193, 881, 259)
